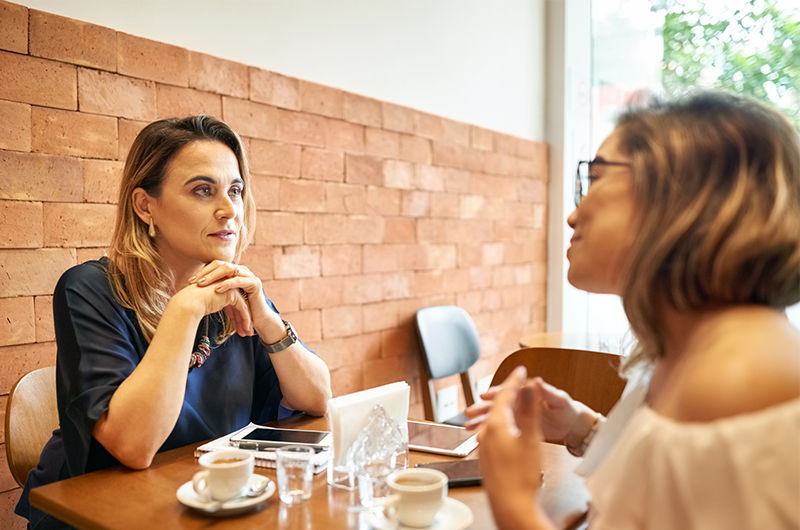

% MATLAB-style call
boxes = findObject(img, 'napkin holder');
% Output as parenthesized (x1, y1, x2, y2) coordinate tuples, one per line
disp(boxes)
(326, 381, 410, 489)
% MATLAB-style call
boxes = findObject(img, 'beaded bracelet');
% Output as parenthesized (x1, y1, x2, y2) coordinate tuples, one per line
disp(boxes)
(566, 413, 603, 457)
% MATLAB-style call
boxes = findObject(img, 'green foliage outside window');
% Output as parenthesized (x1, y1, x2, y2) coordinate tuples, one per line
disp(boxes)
(653, 0, 799, 130)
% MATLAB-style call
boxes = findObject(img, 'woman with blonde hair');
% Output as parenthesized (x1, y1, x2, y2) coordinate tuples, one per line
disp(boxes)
(17, 115, 331, 528)
(469, 92, 800, 529)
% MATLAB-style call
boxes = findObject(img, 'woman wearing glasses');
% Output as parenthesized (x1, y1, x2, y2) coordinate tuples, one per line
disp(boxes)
(468, 92, 800, 529)
(16, 116, 332, 529)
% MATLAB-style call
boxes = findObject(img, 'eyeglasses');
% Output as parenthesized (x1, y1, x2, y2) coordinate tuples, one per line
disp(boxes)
(574, 159, 633, 206)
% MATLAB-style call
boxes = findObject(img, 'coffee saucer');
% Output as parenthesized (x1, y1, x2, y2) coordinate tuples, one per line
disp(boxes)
(176, 474, 275, 516)
(369, 497, 473, 530)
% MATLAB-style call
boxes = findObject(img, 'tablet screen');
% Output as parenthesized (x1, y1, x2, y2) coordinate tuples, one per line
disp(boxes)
(241, 428, 328, 445)
(407, 421, 477, 452)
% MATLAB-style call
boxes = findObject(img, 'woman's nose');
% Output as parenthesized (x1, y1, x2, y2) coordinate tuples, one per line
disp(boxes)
(567, 207, 578, 229)
(215, 195, 236, 219)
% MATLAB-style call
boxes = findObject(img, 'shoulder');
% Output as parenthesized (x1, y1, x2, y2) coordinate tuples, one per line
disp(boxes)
(671, 311, 800, 422)
(56, 258, 110, 291)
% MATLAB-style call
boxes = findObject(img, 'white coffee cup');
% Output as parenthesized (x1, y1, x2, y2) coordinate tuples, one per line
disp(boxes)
(192, 449, 254, 502)
(383, 468, 448, 527)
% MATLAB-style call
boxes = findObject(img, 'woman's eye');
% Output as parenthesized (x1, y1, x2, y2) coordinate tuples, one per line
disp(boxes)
(193, 185, 212, 197)
(588, 174, 600, 183)
(229, 185, 243, 198)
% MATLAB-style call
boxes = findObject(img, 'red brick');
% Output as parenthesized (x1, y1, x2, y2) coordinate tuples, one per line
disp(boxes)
(254, 211, 303, 245)
(417, 218, 493, 243)
(279, 179, 325, 212)
(261, 279, 300, 313)
(34, 295, 54, 342)
(365, 127, 400, 159)
(401, 190, 430, 217)
(432, 141, 482, 172)
(117, 32, 188, 86)
(442, 168, 472, 193)
(361, 300, 399, 333)
(0, 296, 34, 346)
(379, 324, 417, 358)
(459, 194, 487, 219)
(281, 309, 321, 342)
(382, 102, 415, 133)
(441, 119, 471, 146)
(363, 355, 417, 388)
(189, 52, 248, 98)
(78, 68, 156, 120)
(0, 50, 76, 110)
(249, 139, 300, 178)
(32, 107, 117, 158)
(298, 276, 344, 310)
(156, 84, 221, 119)
(301, 147, 343, 181)
(238, 244, 274, 281)
(250, 69, 299, 110)
(342, 92, 381, 127)
(430, 192, 460, 218)
(0, 341, 56, 394)
(365, 187, 401, 216)
(417, 244, 458, 270)
(341, 274, 383, 305)
(414, 112, 445, 140)
(344, 154, 382, 186)
(30, 9, 116, 70)
(399, 135, 431, 164)
(273, 245, 320, 279)
(0, 151, 82, 202)
(0, 99, 31, 151)
(328, 365, 364, 397)
(304, 214, 384, 245)
(221, 97, 278, 140)
(471, 126, 494, 151)
(382, 160, 414, 189)
(0, 394, 5, 440)
(321, 305, 362, 338)
(518, 178, 547, 202)
(75, 247, 106, 263)
(324, 182, 367, 215)
(117, 118, 148, 161)
(83, 159, 122, 204)
(275, 109, 326, 147)
(0, 200, 42, 248)
(383, 217, 416, 243)
(250, 174, 279, 211)
(321, 244, 362, 276)
(382, 272, 413, 300)
(299, 80, 344, 119)
(43, 202, 116, 247)
(0, 1, 27, 53)
(326, 119, 364, 154)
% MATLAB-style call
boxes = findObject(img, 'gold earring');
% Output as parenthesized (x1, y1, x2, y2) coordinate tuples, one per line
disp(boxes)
(148, 219, 156, 238)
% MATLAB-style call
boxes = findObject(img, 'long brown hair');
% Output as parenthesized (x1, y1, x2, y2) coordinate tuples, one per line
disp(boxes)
(107, 115, 255, 343)
(616, 92, 800, 370)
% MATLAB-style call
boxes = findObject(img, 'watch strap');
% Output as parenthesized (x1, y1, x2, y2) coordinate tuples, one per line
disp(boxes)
(261, 320, 298, 354)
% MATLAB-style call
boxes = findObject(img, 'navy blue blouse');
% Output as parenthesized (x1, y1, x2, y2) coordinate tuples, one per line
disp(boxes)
(17, 258, 289, 527)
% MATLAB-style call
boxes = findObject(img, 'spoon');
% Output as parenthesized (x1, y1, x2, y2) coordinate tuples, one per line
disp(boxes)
(203, 478, 271, 513)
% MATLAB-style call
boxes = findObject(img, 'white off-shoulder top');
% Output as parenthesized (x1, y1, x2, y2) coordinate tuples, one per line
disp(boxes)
(576, 371, 800, 529)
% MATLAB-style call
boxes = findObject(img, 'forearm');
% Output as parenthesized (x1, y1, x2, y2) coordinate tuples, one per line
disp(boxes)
(92, 297, 202, 468)
(270, 343, 332, 416)
(564, 403, 603, 456)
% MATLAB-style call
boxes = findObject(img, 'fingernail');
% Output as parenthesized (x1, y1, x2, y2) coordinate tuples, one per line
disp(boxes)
(513, 365, 527, 378)
(188, 275, 196, 283)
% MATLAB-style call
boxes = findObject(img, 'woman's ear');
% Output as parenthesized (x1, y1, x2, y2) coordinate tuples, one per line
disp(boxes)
(131, 187, 153, 225)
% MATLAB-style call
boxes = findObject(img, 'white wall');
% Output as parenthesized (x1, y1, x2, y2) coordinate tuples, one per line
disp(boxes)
(15, 0, 547, 140)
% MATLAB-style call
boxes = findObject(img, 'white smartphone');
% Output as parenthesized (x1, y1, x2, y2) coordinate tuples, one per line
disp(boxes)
(407, 420, 479, 457)
(229, 425, 331, 450)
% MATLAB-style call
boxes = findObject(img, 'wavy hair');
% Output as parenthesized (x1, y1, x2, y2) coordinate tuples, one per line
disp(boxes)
(107, 115, 255, 343)
(616, 92, 800, 370)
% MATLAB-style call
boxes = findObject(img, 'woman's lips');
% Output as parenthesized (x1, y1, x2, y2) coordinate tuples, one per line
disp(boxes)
(209, 230, 236, 240)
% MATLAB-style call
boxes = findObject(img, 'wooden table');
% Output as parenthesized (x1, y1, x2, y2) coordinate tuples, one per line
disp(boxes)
(519, 332, 623, 354)
(30, 415, 589, 529)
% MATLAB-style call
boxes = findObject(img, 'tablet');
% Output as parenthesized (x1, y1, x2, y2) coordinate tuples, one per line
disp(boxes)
(415, 459, 481, 487)
(229, 425, 331, 450)
(407, 420, 479, 457)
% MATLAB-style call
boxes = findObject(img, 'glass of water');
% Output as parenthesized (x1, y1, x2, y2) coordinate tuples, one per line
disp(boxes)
(276, 445, 314, 505)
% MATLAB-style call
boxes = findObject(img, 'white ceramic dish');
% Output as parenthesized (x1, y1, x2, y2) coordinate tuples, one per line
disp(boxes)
(176, 474, 275, 516)
(369, 497, 473, 530)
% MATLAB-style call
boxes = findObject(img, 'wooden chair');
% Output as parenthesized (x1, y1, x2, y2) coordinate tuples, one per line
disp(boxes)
(491, 347, 626, 416)
(415, 305, 481, 425)
(4, 366, 59, 487)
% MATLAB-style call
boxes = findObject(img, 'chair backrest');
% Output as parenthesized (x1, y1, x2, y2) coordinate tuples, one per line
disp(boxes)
(5, 366, 58, 487)
(415, 306, 481, 421)
(491, 347, 625, 416)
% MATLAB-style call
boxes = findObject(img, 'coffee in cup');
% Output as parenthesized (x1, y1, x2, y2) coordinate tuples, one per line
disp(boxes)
(383, 468, 448, 527)
(192, 449, 254, 502)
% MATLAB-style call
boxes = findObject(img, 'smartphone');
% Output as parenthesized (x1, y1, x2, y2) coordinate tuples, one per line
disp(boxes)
(229, 426, 330, 450)
(415, 459, 482, 487)
(407, 420, 479, 457)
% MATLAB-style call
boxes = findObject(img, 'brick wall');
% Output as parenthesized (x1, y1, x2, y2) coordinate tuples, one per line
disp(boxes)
(0, 1, 548, 525)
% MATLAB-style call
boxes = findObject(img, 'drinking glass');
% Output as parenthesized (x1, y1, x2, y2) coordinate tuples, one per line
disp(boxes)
(276, 446, 314, 504)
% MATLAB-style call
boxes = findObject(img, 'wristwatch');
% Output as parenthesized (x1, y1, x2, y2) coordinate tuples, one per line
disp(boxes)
(260, 320, 298, 354)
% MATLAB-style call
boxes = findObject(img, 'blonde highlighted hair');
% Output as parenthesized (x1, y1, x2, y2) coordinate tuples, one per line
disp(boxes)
(616, 92, 800, 370)
(107, 115, 255, 343)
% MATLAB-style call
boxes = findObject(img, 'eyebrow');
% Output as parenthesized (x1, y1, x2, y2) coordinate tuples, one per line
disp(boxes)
(184, 176, 244, 186)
